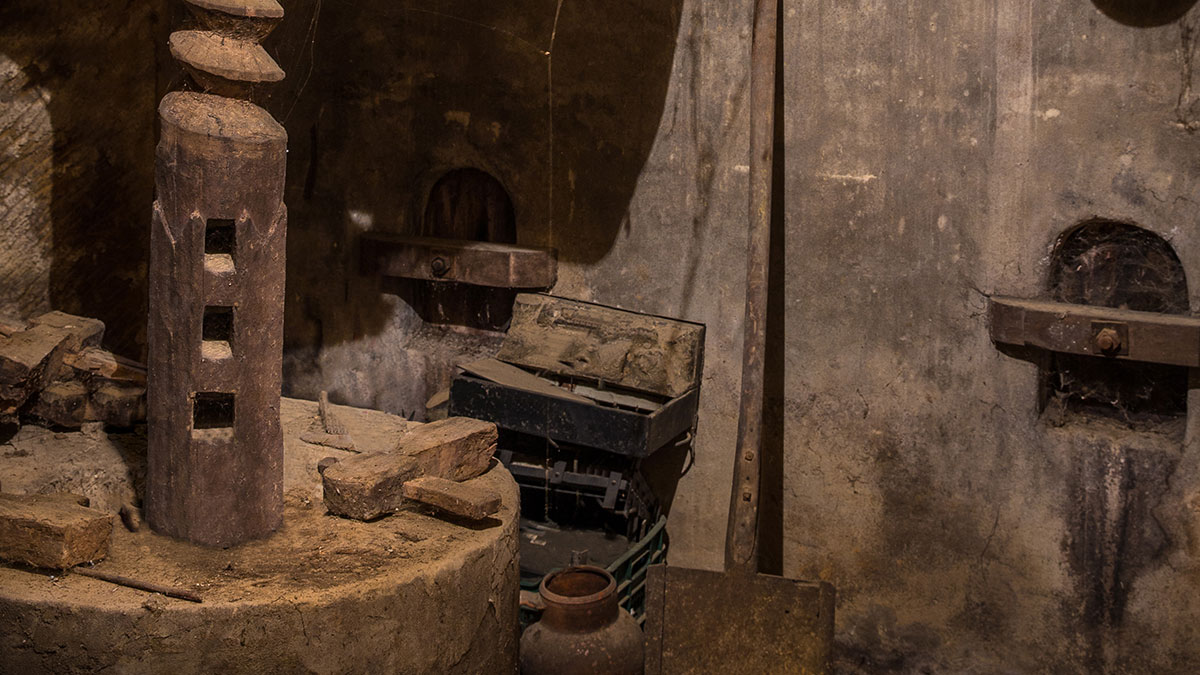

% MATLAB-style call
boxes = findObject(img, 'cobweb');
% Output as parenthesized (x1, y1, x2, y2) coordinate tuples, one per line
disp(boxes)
(1044, 221, 1189, 427)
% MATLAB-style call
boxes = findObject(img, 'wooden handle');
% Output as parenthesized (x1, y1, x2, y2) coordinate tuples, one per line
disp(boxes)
(725, 0, 778, 574)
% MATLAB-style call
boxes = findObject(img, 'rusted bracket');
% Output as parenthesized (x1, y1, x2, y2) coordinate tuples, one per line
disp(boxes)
(988, 296, 1200, 367)
(360, 233, 557, 289)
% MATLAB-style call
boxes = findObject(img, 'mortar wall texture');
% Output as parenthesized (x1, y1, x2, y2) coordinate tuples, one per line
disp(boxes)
(5, 0, 1200, 672)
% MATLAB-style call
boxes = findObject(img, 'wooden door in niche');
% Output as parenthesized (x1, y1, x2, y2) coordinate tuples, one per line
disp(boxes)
(414, 167, 519, 331)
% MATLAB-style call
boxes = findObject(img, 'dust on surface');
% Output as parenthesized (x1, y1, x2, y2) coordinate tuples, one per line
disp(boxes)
(0, 397, 515, 607)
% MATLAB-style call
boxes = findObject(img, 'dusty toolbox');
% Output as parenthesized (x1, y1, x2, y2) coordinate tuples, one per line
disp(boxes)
(448, 293, 705, 458)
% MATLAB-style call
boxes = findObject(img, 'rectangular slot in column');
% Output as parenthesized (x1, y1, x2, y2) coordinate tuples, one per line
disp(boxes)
(204, 218, 236, 274)
(193, 392, 235, 442)
(201, 306, 234, 361)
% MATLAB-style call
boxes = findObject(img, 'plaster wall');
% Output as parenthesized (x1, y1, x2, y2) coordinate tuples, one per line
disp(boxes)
(781, 2, 1200, 672)
(4, 0, 1200, 671)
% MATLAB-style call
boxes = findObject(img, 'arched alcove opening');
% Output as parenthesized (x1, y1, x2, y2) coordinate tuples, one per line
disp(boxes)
(414, 167, 520, 331)
(1043, 219, 1189, 427)
(1092, 0, 1199, 27)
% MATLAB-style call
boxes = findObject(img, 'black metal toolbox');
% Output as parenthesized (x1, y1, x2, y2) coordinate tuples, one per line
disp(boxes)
(448, 293, 705, 458)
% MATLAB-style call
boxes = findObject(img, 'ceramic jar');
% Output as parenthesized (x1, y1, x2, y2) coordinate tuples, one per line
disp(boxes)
(519, 566, 644, 674)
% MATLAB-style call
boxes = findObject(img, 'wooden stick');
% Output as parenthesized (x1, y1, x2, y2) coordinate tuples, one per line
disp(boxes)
(724, 0, 778, 574)
(73, 566, 203, 603)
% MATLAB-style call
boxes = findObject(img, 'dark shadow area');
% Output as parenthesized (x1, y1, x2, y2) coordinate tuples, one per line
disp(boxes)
(0, 1, 165, 360)
(404, 167, 520, 331)
(1092, 0, 1199, 26)
(759, 0, 786, 578)
(275, 0, 685, 369)
(548, 2, 685, 264)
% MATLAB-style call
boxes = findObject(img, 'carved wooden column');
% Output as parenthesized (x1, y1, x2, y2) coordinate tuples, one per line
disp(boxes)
(146, 0, 287, 546)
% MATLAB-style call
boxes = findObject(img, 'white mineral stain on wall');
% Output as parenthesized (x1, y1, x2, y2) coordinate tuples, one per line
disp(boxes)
(820, 172, 879, 183)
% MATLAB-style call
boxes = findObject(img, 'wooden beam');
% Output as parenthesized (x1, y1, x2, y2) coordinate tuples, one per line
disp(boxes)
(988, 296, 1200, 367)
(360, 233, 557, 289)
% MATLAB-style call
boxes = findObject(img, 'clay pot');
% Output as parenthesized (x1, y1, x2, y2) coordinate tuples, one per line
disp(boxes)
(520, 566, 644, 675)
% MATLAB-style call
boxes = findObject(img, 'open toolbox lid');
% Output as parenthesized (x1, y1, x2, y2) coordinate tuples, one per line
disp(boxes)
(496, 293, 705, 399)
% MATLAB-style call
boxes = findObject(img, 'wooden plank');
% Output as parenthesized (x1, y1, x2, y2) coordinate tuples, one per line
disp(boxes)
(989, 296, 1200, 367)
(459, 358, 593, 404)
(497, 294, 705, 398)
(0, 323, 72, 415)
(0, 493, 113, 569)
(321, 417, 497, 521)
(360, 233, 557, 289)
(28, 311, 105, 353)
(402, 475, 501, 520)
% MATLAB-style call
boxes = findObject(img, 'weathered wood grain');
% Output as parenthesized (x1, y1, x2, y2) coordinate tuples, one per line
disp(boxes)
(322, 417, 497, 521)
(0, 493, 113, 569)
(402, 475, 501, 521)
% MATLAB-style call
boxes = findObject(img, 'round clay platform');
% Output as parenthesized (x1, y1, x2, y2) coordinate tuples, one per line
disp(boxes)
(0, 398, 519, 673)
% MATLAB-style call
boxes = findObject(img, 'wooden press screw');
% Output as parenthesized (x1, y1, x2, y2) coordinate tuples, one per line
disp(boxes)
(1095, 328, 1122, 356)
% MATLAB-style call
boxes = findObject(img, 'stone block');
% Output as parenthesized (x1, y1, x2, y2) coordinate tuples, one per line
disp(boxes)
(322, 417, 496, 521)
(0, 493, 113, 569)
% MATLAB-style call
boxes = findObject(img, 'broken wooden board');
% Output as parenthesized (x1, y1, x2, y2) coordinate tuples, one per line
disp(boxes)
(322, 417, 497, 521)
(299, 430, 356, 452)
(0, 493, 113, 569)
(0, 315, 27, 338)
(63, 347, 147, 389)
(299, 391, 356, 451)
(28, 380, 91, 428)
(571, 382, 661, 412)
(496, 294, 705, 399)
(318, 390, 348, 435)
(91, 385, 146, 427)
(459, 358, 593, 404)
(0, 323, 72, 414)
(28, 311, 105, 353)
(402, 475, 501, 521)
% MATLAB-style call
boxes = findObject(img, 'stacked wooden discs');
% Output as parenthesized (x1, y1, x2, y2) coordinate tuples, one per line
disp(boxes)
(170, 0, 286, 100)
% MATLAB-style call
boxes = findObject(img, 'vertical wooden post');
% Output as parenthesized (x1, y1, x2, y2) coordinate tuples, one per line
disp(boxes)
(146, 0, 287, 546)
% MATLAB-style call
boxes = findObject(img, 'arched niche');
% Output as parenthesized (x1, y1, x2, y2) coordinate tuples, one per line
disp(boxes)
(1043, 220, 1189, 426)
(415, 167, 520, 331)
(1092, 0, 1199, 27)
